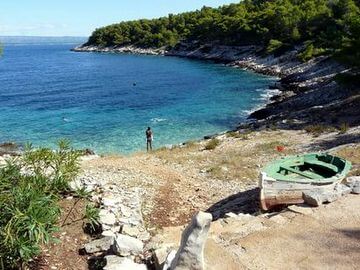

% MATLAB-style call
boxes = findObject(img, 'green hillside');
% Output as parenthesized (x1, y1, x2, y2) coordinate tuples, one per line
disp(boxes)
(86, 0, 360, 65)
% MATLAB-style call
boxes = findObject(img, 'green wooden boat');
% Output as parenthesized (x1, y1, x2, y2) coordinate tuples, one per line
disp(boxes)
(259, 153, 352, 210)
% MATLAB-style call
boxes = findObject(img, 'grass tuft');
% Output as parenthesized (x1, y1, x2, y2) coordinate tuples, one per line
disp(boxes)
(304, 124, 337, 137)
(204, 139, 220, 150)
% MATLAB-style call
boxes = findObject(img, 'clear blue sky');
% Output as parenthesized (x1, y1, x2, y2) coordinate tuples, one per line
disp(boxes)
(0, 0, 238, 37)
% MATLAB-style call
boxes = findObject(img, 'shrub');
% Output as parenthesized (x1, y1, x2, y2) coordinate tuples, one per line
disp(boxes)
(226, 131, 241, 138)
(339, 123, 349, 134)
(204, 139, 220, 150)
(297, 42, 327, 62)
(266, 39, 283, 54)
(304, 124, 337, 136)
(0, 141, 81, 268)
(84, 203, 100, 231)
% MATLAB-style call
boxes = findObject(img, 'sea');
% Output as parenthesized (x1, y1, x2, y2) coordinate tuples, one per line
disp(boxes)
(0, 36, 276, 154)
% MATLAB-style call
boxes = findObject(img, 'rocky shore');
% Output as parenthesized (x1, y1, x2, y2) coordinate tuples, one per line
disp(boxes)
(73, 43, 359, 129)
(71, 129, 360, 269)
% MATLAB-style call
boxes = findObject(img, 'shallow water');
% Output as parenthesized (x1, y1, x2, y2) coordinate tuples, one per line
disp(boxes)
(0, 37, 276, 154)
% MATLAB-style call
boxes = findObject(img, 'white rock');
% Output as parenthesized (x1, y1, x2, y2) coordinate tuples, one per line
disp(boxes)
(114, 234, 144, 256)
(138, 231, 151, 242)
(122, 224, 140, 237)
(102, 230, 116, 237)
(224, 212, 237, 218)
(100, 209, 117, 225)
(84, 236, 114, 254)
(163, 250, 177, 270)
(103, 197, 120, 207)
(153, 247, 170, 270)
(345, 176, 360, 194)
(104, 256, 147, 270)
(168, 211, 212, 270)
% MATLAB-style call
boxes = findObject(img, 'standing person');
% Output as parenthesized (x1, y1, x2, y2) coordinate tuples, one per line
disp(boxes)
(146, 127, 153, 152)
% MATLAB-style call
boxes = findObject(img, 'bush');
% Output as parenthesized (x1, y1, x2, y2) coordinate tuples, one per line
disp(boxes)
(0, 141, 81, 268)
(266, 39, 283, 54)
(339, 123, 349, 134)
(297, 43, 326, 62)
(204, 139, 220, 150)
(304, 124, 337, 136)
(226, 131, 251, 140)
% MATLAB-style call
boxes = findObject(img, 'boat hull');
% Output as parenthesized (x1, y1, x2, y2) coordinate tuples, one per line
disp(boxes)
(259, 172, 340, 211)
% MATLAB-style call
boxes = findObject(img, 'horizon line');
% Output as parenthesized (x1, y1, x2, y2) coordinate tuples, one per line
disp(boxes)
(0, 35, 88, 38)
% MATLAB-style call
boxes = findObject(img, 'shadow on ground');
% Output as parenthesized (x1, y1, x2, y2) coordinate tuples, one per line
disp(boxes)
(338, 229, 360, 240)
(308, 133, 360, 151)
(206, 188, 260, 221)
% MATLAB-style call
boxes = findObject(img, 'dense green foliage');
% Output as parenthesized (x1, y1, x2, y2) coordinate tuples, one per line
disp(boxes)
(86, 0, 360, 64)
(0, 141, 81, 269)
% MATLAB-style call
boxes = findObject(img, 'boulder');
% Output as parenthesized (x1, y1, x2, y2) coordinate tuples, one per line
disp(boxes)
(167, 211, 212, 270)
(302, 191, 323, 207)
(302, 187, 344, 207)
(334, 183, 352, 196)
(104, 256, 147, 270)
(345, 176, 360, 194)
(114, 234, 144, 256)
(84, 236, 114, 254)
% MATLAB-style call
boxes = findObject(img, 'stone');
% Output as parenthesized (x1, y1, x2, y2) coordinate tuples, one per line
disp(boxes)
(114, 234, 144, 256)
(352, 181, 360, 194)
(102, 230, 116, 237)
(224, 212, 237, 218)
(163, 250, 177, 270)
(99, 209, 117, 226)
(122, 224, 140, 237)
(69, 179, 84, 191)
(138, 231, 151, 242)
(302, 191, 323, 206)
(103, 196, 120, 207)
(334, 183, 352, 196)
(104, 256, 147, 270)
(345, 176, 360, 194)
(153, 247, 170, 270)
(168, 211, 212, 270)
(84, 236, 114, 254)
(302, 188, 343, 207)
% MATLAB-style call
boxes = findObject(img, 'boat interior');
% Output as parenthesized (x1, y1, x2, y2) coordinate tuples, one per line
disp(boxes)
(269, 154, 346, 181)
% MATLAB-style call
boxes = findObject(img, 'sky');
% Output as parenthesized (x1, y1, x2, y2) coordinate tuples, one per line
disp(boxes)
(0, 0, 238, 37)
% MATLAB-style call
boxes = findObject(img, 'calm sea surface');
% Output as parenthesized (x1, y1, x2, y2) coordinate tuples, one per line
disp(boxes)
(0, 37, 276, 154)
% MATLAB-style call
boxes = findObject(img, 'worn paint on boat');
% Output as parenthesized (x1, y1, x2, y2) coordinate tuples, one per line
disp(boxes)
(259, 153, 352, 210)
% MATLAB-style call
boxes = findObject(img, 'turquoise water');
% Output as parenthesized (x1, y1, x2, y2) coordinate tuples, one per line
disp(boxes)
(0, 37, 275, 154)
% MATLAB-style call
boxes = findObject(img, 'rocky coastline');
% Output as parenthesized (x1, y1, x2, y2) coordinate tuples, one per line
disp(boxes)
(73, 43, 359, 130)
